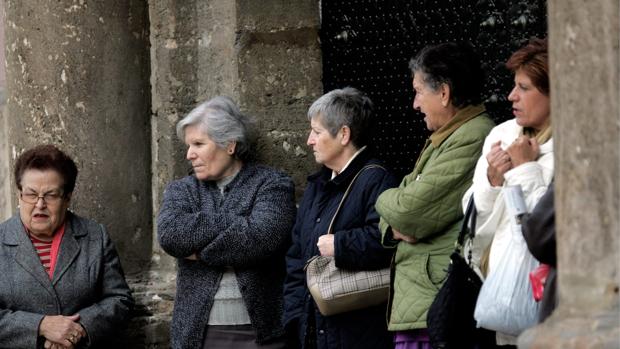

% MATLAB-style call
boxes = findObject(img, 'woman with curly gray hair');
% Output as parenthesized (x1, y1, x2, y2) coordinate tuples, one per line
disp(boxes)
(158, 96, 296, 349)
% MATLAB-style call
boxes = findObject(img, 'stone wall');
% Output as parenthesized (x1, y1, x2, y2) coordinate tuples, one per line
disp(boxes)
(0, 109, 9, 221)
(3, 0, 153, 273)
(0, 5, 9, 221)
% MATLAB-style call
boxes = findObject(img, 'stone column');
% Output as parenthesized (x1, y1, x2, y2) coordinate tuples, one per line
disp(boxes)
(146, 0, 321, 346)
(0, 109, 10, 221)
(3, 0, 152, 271)
(519, 1, 620, 348)
(0, 6, 10, 221)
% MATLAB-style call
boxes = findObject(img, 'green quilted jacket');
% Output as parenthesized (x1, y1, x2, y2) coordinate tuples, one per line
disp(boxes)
(376, 104, 494, 331)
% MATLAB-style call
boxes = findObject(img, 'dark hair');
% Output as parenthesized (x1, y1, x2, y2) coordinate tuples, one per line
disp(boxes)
(506, 37, 549, 96)
(409, 42, 484, 108)
(307, 87, 374, 149)
(14, 144, 78, 194)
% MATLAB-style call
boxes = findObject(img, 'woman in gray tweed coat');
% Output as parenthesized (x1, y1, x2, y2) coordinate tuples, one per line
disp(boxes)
(157, 96, 296, 349)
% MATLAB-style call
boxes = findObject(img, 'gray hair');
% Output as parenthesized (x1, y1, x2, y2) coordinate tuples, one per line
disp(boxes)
(176, 96, 257, 162)
(307, 87, 374, 149)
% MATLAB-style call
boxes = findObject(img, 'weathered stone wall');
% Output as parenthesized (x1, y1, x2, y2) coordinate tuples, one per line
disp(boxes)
(519, 0, 620, 347)
(3, 0, 152, 269)
(0, 108, 9, 221)
(0, 6, 10, 222)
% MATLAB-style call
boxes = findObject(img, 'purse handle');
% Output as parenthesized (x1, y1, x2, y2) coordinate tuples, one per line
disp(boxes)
(455, 196, 478, 268)
(456, 196, 477, 250)
(327, 164, 385, 235)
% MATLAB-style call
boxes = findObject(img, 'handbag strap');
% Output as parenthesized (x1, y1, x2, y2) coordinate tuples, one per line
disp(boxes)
(327, 164, 385, 234)
(456, 196, 477, 248)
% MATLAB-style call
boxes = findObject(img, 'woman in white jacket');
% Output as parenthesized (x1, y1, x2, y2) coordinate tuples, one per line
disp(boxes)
(462, 38, 552, 347)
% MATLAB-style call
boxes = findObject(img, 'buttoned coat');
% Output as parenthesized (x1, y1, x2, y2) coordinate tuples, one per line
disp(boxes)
(0, 212, 134, 349)
(283, 149, 398, 349)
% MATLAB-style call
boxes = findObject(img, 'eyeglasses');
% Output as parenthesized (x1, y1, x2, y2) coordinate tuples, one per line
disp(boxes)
(19, 191, 64, 205)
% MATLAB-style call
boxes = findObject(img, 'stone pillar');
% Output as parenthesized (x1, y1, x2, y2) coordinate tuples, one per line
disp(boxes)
(0, 6, 10, 221)
(146, 0, 321, 346)
(3, 1, 152, 270)
(518, 1, 620, 348)
(0, 109, 10, 221)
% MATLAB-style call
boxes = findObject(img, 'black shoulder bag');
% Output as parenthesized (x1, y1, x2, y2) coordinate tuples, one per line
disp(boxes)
(427, 197, 496, 349)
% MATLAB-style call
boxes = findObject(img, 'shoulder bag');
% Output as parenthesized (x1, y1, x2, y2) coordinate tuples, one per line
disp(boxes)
(427, 197, 496, 349)
(304, 164, 391, 316)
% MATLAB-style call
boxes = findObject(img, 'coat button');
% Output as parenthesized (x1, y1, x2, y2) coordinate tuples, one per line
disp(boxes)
(315, 217, 321, 223)
(319, 329, 325, 335)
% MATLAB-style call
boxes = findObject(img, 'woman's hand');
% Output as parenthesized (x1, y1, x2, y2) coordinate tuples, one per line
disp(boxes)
(392, 228, 417, 244)
(185, 253, 199, 260)
(38, 314, 86, 348)
(44, 339, 74, 349)
(486, 141, 513, 187)
(507, 135, 540, 167)
(317, 234, 335, 256)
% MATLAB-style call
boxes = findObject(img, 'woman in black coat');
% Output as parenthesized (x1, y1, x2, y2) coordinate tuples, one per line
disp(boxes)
(283, 87, 397, 349)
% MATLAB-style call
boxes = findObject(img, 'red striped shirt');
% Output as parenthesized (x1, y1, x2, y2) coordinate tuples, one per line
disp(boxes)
(28, 235, 53, 272)
(26, 223, 66, 279)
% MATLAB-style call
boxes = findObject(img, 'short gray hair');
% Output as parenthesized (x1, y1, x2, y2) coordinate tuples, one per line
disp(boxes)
(307, 87, 374, 149)
(176, 96, 257, 162)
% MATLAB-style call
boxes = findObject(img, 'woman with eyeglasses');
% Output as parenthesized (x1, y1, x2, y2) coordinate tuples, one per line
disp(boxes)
(0, 144, 134, 349)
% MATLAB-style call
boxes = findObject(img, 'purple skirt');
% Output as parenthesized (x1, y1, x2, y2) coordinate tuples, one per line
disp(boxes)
(394, 329, 431, 349)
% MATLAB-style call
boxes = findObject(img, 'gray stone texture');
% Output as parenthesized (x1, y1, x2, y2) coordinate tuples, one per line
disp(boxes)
(0, 108, 10, 221)
(0, 7, 9, 222)
(518, 0, 620, 348)
(3, 0, 152, 271)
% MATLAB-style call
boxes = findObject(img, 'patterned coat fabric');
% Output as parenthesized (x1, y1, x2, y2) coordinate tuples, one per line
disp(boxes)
(376, 105, 494, 331)
(157, 163, 296, 349)
(0, 212, 134, 349)
(283, 149, 398, 349)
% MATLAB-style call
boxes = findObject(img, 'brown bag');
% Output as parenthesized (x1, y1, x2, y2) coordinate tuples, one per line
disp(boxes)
(304, 164, 391, 316)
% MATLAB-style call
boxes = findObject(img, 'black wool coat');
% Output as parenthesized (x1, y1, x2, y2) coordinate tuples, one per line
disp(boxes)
(283, 150, 398, 349)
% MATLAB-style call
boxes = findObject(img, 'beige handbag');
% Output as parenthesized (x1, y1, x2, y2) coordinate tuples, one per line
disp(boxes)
(304, 164, 391, 316)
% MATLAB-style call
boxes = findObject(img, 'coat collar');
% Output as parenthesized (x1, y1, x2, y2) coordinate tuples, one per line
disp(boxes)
(2, 212, 84, 287)
(429, 104, 486, 147)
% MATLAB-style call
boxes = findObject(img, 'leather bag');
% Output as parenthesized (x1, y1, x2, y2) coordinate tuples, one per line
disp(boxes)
(304, 164, 391, 316)
(427, 197, 496, 349)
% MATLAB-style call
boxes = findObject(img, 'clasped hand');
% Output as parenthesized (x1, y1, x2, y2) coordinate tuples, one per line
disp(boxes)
(39, 314, 86, 349)
(486, 136, 539, 187)
(392, 228, 417, 244)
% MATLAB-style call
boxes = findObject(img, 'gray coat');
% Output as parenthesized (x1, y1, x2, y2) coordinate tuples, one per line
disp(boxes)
(157, 163, 296, 349)
(0, 212, 134, 349)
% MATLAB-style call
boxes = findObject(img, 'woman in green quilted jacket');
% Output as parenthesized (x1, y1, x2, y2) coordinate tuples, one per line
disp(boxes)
(375, 42, 494, 348)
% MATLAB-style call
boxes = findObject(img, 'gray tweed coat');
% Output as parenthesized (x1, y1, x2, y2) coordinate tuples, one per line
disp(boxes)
(157, 163, 296, 349)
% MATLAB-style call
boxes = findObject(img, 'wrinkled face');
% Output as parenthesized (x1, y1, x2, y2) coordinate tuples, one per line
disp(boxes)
(508, 69, 550, 131)
(307, 115, 344, 170)
(412, 73, 448, 131)
(184, 124, 238, 181)
(18, 169, 70, 240)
